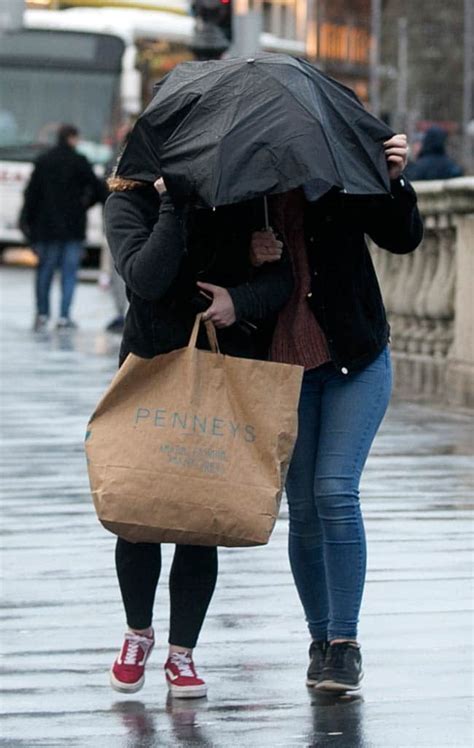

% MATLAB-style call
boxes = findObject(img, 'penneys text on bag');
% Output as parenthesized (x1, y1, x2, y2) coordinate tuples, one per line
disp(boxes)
(134, 406, 256, 442)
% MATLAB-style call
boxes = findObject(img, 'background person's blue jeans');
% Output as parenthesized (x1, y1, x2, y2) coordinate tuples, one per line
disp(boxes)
(35, 241, 83, 319)
(286, 347, 392, 642)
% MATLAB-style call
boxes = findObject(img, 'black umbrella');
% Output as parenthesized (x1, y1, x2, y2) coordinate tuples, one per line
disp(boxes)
(117, 54, 394, 207)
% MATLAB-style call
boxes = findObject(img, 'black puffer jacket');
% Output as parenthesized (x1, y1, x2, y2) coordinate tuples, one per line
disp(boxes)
(104, 186, 294, 361)
(295, 176, 423, 373)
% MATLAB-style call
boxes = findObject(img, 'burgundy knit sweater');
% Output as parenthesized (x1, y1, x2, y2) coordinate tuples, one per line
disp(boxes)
(270, 191, 331, 370)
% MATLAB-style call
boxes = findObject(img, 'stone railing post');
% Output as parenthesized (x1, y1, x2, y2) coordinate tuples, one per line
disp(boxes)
(446, 212, 474, 408)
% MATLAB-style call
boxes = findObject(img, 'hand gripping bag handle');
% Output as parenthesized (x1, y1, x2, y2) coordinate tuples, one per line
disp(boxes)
(187, 313, 220, 353)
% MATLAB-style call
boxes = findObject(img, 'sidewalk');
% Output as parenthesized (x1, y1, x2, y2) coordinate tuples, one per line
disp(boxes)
(1, 266, 473, 748)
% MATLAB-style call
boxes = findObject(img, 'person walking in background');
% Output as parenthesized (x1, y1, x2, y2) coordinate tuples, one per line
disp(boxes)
(405, 125, 463, 180)
(99, 240, 128, 333)
(104, 173, 292, 698)
(405, 131, 424, 171)
(20, 124, 107, 331)
(251, 134, 423, 693)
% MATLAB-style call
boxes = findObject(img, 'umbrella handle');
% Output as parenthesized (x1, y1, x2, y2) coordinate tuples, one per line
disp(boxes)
(263, 195, 270, 231)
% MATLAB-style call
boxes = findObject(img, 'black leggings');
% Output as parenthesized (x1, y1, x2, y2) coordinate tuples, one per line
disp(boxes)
(115, 538, 218, 649)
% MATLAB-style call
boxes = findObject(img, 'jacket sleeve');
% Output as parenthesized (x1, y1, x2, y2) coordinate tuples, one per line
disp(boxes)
(77, 155, 109, 207)
(104, 192, 186, 301)
(356, 177, 424, 254)
(227, 253, 294, 322)
(19, 163, 41, 240)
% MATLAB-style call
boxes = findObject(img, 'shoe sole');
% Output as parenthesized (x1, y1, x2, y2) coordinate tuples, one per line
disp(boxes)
(110, 668, 145, 693)
(167, 682, 208, 699)
(315, 672, 364, 693)
(306, 677, 320, 686)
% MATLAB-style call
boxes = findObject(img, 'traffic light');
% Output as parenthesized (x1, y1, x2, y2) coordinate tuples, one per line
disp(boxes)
(191, 0, 232, 59)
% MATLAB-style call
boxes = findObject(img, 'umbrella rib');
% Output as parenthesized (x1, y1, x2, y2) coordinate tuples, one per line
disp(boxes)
(162, 59, 243, 98)
(258, 62, 329, 122)
(146, 59, 244, 126)
(316, 86, 390, 190)
(253, 64, 342, 179)
(210, 63, 255, 204)
(263, 61, 389, 193)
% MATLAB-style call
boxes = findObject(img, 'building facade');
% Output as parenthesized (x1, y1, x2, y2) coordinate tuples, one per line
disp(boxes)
(262, 0, 372, 101)
(380, 0, 470, 169)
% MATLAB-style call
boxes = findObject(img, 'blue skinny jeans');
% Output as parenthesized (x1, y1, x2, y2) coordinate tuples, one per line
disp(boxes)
(35, 241, 83, 319)
(286, 346, 392, 642)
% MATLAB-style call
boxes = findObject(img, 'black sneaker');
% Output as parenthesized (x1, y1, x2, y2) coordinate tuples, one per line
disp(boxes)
(306, 640, 328, 686)
(316, 642, 363, 692)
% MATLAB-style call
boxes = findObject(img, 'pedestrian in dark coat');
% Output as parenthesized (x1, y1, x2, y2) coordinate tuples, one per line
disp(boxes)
(104, 174, 293, 698)
(253, 134, 424, 693)
(21, 124, 107, 330)
(405, 126, 463, 181)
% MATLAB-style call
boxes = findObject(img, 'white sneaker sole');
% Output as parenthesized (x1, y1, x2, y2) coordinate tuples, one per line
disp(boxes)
(167, 681, 208, 699)
(315, 672, 364, 693)
(110, 668, 145, 693)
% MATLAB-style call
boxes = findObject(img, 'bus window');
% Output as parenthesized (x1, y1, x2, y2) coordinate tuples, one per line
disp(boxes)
(0, 67, 120, 164)
(0, 29, 124, 164)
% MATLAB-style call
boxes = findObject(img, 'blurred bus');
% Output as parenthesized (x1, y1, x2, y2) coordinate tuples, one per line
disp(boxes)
(0, 6, 194, 256)
(0, 5, 304, 256)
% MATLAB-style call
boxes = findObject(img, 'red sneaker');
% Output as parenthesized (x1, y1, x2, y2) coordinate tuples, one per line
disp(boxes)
(110, 631, 155, 693)
(164, 652, 207, 699)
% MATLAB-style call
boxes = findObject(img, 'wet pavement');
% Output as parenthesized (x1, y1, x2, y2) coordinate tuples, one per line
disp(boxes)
(1, 266, 473, 747)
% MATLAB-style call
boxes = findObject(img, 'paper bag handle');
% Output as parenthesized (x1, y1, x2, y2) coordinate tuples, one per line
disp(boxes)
(188, 313, 220, 353)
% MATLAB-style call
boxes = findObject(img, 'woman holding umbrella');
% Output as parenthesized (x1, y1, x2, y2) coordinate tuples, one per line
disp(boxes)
(253, 133, 423, 692)
(104, 173, 292, 698)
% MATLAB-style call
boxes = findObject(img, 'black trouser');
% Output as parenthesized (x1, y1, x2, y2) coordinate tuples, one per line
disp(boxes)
(115, 538, 218, 649)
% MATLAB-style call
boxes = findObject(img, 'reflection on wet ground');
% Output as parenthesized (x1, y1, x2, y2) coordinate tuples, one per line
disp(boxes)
(109, 693, 369, 748)
(1, 268, 473, 747)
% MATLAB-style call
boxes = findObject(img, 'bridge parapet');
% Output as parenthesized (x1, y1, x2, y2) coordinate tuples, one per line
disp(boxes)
(371, 177, 474, 408)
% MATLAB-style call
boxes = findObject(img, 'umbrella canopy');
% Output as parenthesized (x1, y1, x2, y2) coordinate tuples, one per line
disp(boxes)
(116, 53, 394, 206)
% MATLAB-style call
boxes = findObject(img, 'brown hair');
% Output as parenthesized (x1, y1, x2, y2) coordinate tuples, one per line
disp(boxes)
(107, 176, 148, 192)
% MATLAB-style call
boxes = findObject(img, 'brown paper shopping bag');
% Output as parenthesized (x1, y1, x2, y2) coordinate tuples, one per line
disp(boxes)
(85, 315, 303, 546)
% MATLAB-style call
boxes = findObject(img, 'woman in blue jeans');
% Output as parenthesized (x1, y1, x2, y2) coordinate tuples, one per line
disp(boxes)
(251, 134, 423, 692)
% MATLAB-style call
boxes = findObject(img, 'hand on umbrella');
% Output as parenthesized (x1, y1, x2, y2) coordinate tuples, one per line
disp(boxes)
(197, 282, 236, 328)
(384, 134, 408, 180)
(250, 230, 283, 267)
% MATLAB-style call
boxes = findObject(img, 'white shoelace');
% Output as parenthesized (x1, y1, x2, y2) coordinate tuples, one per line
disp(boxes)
(124, 640, 141, 665)
(170, 652, 194, 677)
(121, 633, 152, 666)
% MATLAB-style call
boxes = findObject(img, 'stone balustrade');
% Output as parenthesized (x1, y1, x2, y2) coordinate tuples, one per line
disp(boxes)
(370, 177, 474, 408)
